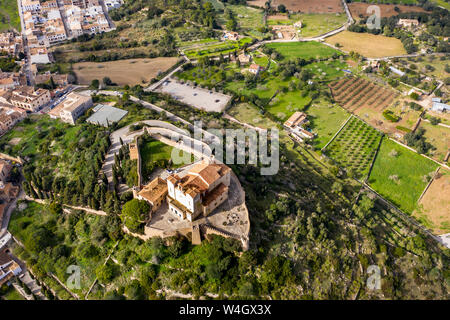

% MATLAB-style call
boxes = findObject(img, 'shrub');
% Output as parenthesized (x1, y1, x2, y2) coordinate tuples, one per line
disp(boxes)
(382, 110, 400, 122)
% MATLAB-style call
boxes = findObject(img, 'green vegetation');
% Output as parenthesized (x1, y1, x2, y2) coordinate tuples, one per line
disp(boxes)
(121, 199, 150, 233)
(306, 102, 350, 150)
(218, 4, 266, 38)
(265, 42, 341, 61)
(0, 0, 20, 32)
(382, 110, 400, 122)
(0, 285, 25, 300)
(184, 37, 253, 59)
(368, 138, 438, 213)
(9, 201, 122, 298)
(139, 134, 177, 180)
(325, 116, 383, 179)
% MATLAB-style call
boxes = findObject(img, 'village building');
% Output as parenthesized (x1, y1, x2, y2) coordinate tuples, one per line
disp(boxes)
(8, 86, 51, 112)
(0, 106, 27, 134)
(0, 248, 22, 287)
(0, 72, 22, 89)
(0, 32, 23, 57)
(398, 19, 419, 28)
(284, 111, 315, 140)
(223, 31, 239, 41)
(238, 53, 251, 65)
(49, 92, 92, 124)
(248, 64, 263, 75)
(166, 161, 231, 222)
(34, 72, 69, 87)
(137, 177, 168, 215)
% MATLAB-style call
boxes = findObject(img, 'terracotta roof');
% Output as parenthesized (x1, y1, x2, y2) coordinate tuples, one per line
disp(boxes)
(284, 111, 307, 128)
(202, 183, 228, 206)
(138, 177, 168, 205)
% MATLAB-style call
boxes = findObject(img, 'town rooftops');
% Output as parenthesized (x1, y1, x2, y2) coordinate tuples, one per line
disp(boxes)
(138, 177, 168, 205)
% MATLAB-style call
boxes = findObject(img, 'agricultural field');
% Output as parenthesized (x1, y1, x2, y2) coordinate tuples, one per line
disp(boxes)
(324, 116, 383, 179)
(227, 103, 275, 130)
(416, 121, 450, 162)
(0, 0, 20, 32)
(305, 101, 350, 150)
(265, 41, 341, 61)
(266, 90, 312, 121)
(304, 59, 347, 81)
(73, 58, 179, 86)
(368, 138, 439, 214)
(329, 76, 399, 114)
(356, 99, 421, 138)
(269, 0, 343, 13)
(325, 31, 407, 58)
(348, 3, 426, 19)
(396, 55, 450, 82)
(183, 37, 253, 59)
(349, 0, 449, 10)
(415, 169, 450, 235)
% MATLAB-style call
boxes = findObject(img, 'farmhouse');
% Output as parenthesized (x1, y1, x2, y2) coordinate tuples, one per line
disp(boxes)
(293, 21, 302, 28)
(398, 19, 419, 28)
(238, 53, 251, 65)
(248, 64, 263, 75)
(284, 111, 315, 140)
(49, 92, 92, 124)
(167, 161, 231, 222)
(223, 31, 239, 41)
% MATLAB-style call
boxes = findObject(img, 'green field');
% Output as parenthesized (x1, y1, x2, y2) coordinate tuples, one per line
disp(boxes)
(0, 0, 20, 32)
(325, 116, 383, 179)
(265, 41, 341, 61)
(368, 138, 439, 213)
(266, 90, 312, 121)
(306, 102, 350, 150)
(304, 59, 347, 81)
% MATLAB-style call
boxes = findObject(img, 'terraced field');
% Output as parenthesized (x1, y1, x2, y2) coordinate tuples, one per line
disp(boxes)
(329, 77, 399, 113)
(324, 116, 383, 179)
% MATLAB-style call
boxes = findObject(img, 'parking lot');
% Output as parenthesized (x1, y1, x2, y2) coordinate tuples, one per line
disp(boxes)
(156, 79, 231, 112)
